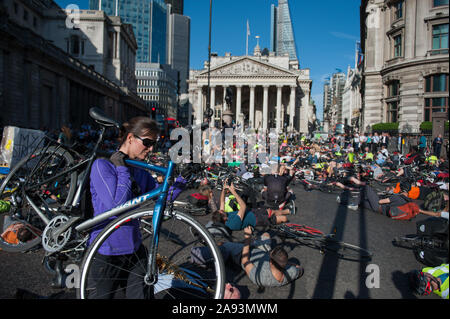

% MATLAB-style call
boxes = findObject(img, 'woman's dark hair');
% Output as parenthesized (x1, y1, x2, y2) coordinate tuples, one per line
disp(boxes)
(269, 245, 288, 271)
(118, 116, 160, 146)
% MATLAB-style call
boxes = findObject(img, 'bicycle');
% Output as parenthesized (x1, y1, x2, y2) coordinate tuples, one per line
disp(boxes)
(271, 223, 373, 262)
(0, 107, 226, 299)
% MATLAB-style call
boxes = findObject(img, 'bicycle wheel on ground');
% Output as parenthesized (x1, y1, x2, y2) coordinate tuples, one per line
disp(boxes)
(77, 208, 225, 299)
(319, 238, 373, 262)
(0, 146, 77, 252)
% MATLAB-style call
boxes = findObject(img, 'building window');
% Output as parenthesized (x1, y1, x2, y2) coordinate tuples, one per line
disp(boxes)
(432, 24, 449, 54)
(424, 97, 449, 121)
(70, 35, 84, 56)
(425, 74, 448, 92)
(394, 1, 403, 20)
(387, 81, 400, 123)
(424, 74, 449, 121)
(433, 0, 449, 7)
(387, 101, 399, 123)
(394, 35, 402, 57)
(23, 9, 28, 21)
(14, 2, 18, 14)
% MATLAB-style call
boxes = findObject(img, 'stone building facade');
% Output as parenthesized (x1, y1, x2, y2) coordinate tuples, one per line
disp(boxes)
(0, 0, 145, 130)
(360, 0, 449, 133)
(187, 50, 314, 134)
(43, 9, 138, 92)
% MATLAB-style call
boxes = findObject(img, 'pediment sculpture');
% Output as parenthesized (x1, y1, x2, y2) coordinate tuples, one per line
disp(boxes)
(208, 59, 292, 76)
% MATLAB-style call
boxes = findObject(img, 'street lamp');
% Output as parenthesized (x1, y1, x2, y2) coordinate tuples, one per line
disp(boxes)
(204, 0, 214, 124)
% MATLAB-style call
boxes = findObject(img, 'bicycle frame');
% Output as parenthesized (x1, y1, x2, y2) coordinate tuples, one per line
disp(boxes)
(22, 127, 107, 224)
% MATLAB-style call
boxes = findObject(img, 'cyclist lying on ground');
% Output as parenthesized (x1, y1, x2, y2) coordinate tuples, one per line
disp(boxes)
(191, 226, 304, 288)
(210, 183, 295, 232)
(409, 263, 449, 299)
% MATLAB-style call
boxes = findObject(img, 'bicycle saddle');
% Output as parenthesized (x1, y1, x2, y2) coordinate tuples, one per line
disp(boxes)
(89, 107, 120, 128)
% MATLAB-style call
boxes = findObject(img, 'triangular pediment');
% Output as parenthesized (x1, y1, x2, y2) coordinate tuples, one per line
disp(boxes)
(199, 57, 297, 77)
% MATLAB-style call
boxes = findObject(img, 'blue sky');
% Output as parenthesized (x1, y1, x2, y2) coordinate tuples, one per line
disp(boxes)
(55, 0, 362, 121)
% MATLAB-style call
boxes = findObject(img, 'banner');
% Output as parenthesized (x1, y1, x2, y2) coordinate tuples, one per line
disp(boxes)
(0, 126, 45, 175)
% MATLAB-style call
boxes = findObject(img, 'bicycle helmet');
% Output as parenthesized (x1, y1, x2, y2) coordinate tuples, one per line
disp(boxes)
(409, 270, 440, 296)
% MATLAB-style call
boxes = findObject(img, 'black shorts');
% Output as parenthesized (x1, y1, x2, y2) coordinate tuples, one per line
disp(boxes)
(253, 207, 276, 227)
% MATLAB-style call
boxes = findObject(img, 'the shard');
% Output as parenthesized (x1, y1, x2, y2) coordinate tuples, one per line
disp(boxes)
(270, 0, 298, 61)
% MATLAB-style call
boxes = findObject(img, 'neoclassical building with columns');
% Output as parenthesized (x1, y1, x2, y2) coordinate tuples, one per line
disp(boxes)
(187, 48, 314, 133)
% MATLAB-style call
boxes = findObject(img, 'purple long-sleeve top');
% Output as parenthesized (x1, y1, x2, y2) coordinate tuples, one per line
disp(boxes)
(88, 158, 185, 255)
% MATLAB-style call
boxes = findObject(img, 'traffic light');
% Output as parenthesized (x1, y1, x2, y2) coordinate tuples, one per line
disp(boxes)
(151, 107, 156, 119)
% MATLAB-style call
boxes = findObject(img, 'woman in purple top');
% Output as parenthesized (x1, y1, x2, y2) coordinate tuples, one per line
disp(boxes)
(88, 116, 160, 298)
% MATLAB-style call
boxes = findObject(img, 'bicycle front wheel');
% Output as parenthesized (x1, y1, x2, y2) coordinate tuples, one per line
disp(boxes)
(78, 209, 225, 299)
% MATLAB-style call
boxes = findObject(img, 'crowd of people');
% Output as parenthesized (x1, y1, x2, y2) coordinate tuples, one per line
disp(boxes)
(0, 115, 448, 299)
(185, 127, 449, 298)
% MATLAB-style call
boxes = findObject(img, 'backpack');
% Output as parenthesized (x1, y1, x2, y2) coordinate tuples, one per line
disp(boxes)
(388, 202, 420, 220)
(413, 217, 449, 266)
(188, 193, 209, 207)
(423, 190, 446, 212)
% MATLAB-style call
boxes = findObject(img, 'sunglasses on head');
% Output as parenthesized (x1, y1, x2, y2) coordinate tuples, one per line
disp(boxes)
(134, 135, 157, 148)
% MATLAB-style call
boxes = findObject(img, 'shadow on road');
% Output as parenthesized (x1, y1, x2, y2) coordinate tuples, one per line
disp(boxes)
(312, 202, 372, 299)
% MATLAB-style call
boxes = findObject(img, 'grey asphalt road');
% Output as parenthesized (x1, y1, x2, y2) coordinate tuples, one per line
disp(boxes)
(0, 182, 441, 300)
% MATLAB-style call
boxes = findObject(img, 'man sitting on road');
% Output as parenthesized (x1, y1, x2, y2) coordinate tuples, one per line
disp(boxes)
(262, 164, 295, 207)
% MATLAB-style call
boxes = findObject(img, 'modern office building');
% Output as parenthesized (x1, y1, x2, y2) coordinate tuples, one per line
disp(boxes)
(166, 4, 190, 94)
(136, 63, 178, 119)
(360, 0, 449, 133)
(270, 0, 298, 64)
(164, 0, 183, 15)
(322, 72, 346, 131)
(90, 0, 168, 64)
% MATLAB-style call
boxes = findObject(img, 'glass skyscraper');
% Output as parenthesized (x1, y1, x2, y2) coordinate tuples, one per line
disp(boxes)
(89, 0, 167, 63)
(270, 0, 298, 61)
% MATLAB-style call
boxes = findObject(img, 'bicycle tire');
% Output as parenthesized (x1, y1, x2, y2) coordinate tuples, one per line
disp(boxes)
(0, 146, 77, 252)
(318, 238, 373, 262)
(276, 224, 372, 261)
(77, 208, 225, 299)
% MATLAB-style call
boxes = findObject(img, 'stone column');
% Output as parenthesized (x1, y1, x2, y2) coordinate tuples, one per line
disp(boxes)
(263, 85, 269, 132)
(249, 85, 255, 129)
(196, 87, 203, 125)
(222, 85, 227, 110)
(236, 85, 242, 127)
(289, 85, 296, 131)
(210, 86, 216, 127)
(276, 85, 282, 132)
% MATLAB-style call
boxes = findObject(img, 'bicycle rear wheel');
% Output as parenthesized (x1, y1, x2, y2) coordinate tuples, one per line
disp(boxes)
(0, 146, 77, 252)
(78, 208, 225, 299)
